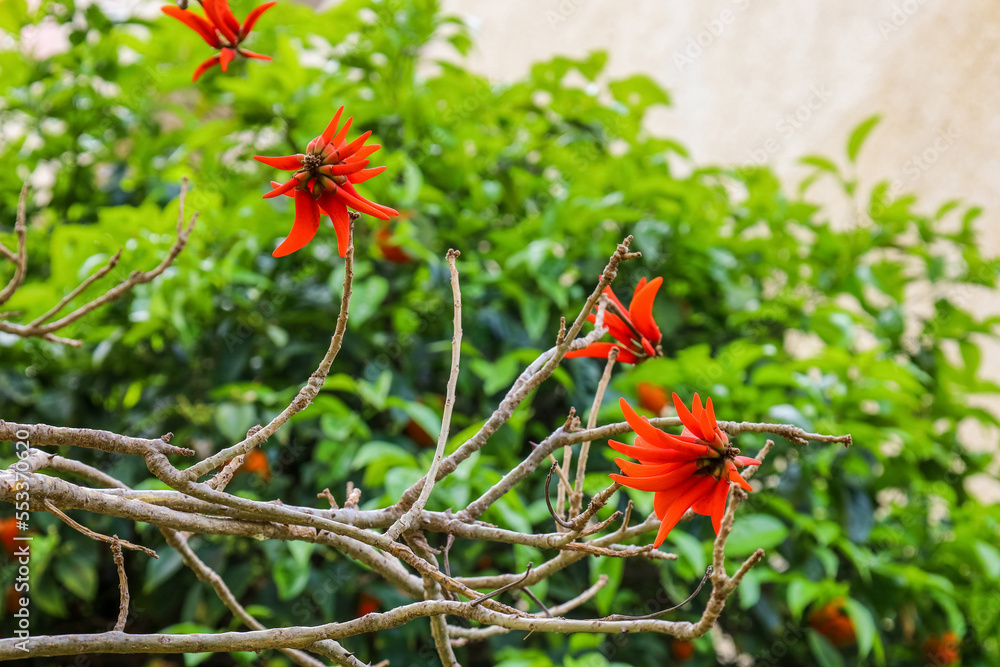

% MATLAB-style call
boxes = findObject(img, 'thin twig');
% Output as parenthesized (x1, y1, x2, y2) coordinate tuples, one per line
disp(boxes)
(571, 347, 618, 516)
(470, 563, 534, 607)
(44, 500, 157, 558)
(601, 566, 713, 621)
(110, 537, 130, 632)
(386, 249, 463, 541)
(544, 463, 575, 528)
(0, 184, 28, 307)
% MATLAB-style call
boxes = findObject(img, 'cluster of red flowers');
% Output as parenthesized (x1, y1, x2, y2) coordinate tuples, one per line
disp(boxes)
(255, 107, 398, 257)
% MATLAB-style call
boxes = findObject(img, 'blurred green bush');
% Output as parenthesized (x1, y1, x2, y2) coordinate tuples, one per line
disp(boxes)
(1, 0, 999, 665)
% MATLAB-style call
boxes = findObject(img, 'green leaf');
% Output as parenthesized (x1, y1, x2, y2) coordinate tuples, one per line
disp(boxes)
(808, 629, 846, 667)
(800, 155, 840, 174)
(844, 598, 876, 659)
(0, 0, 27, 33)
(788, 579, 820, 622)
(847, 114, 881, 162)
(975, 541, 1000, 580)
(725, 514, 788, 557)
(54, 553, 97, 602)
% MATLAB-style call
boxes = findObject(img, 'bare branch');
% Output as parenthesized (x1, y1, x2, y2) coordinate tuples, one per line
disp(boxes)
(387, 249, 463, 540)
(110, 537, 130, 632)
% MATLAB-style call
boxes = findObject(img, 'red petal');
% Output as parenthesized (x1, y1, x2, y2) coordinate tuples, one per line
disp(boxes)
(607, 440, 695, 464)
(614, 458, 688, 478)
(708, 480, 730, 534)
(620, 398, 709, 455)
(609, 461, 698, 493)
(330, 185, 389, 220)
(342, 182, 399, 218)
(269, 181, 293, 197)
(346, 143, 381, 162)
(161, 6, 221, 48)
(565, 343, 638, 365)
(219, 47, 236, 72)
(321, 107, 346, 144)
(337, 130, 372, 160)
(240, 0, 276, 35)
(672, 393, 704, 439)
(263, 173, 307, 199)
(254, 154, 304, 171)
(635, 277, 648, 292)
(706, 396, 717, 423)
(725, 460, 754, 492)
(348, 166, 386, 184)
(192, 54, 221, 81)
(629, 276, 663, 344)
(316, 191, 352, 258)
(734, 456, 762, 467)
(240, 49, 272, 61)
(319, 160, 369, 176)
(692, 393, 704, 418)
(652, 477, 716, 547)
(602, 285, 629, 316)
(273, 190, 321, 257)
(332, 116, 353, 147)
(592, 311, 637, 349)
(203, 0, 239, 42)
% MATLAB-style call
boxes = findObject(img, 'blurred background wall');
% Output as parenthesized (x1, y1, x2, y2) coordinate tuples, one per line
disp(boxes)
(432, 0, 1000, 496)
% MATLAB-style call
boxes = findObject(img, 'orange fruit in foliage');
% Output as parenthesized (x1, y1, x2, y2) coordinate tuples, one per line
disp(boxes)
(0, 517, 19, 557)
(637, 382, 669, 414)
(672, 639, 695, 661)
(809, 598, 856, 647)
(356, 592, 380, 617)
(241, 449, 272, 482)
(923, 631, 961, 665)
(375, 222, 412, 264)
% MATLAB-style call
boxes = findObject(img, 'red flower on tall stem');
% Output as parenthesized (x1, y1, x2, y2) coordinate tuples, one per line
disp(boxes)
(255, 107, 398, 257)
(609, 393, 761, 547)
(565, 278, 663, 364)
(162, 0, 275, 81)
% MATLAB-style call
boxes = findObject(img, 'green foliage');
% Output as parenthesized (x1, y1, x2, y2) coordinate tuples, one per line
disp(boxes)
(2, 1, 999, 665)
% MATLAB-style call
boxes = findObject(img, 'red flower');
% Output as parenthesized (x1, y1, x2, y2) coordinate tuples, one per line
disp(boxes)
(923, 631, 961, 665)
(255, 107, 398, 257)
(565, 278, 663, 364)
(809, 598, 856, 647)
(161, 0, 275, 81)
(609, 393, 760, 547)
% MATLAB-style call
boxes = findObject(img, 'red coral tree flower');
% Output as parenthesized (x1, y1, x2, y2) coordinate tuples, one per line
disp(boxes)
(609, 393, 761, 547)
(565, 277, 663, 364)
(808, 598, 857, 647)
(162, 0, 276, 81)
(255, 107, 398, 257)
